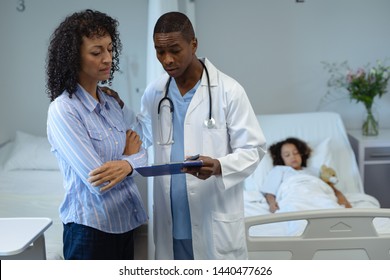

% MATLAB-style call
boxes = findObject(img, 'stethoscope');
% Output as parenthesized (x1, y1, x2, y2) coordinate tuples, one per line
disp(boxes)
(157, 59, 215, 145)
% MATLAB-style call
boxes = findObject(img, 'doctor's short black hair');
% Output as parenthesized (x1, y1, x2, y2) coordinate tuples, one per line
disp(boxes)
(45, 9, 122, 101)
(153, 11, 195, 42)
(269, 137, 312, 167)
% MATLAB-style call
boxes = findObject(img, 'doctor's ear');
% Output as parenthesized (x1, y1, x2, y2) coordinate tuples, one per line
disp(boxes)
(191, 38, 198, 50)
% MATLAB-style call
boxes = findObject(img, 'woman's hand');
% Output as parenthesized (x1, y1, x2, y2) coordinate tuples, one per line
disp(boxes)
(88, 160, 132, 192)
(88, 130, 141, 192)
(100, 86, 124, 108)
(124, 130, 142, 156)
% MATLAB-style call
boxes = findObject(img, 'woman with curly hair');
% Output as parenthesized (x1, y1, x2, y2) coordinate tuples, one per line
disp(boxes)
(261, 137, 315, 213)
(46, 9, 147, 260)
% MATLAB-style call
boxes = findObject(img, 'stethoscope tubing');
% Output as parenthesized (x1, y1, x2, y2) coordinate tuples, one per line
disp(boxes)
(158, 59, 212, 121)
(157, 59, 214, 145)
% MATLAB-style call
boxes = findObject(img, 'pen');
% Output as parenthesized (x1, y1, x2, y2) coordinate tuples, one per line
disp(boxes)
(185, 154, 200, 161)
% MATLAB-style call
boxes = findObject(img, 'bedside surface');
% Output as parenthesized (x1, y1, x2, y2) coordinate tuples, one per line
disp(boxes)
(348, 129, 390, 208)
(0, 217, 52, 256)
(348, 129, 390, 146)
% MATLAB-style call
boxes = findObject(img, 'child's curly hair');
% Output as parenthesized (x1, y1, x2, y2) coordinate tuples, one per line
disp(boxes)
(45, 9, 122, 101)
(269, 137, 312, 167)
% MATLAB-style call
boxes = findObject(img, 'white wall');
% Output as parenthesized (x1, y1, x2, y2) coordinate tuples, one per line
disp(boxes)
(2, 0, 390, 140)
(194, 0, 390, 130)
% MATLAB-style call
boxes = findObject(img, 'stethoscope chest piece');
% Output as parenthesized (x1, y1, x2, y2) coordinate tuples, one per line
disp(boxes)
(204, 117, 215, 129)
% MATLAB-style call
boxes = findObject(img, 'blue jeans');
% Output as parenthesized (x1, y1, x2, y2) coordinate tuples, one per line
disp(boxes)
(63, 223, 135, 260)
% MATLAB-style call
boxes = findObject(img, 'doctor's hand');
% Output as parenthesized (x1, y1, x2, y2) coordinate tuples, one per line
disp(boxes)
(100, 86, 124, 109)
(184, 155, 221, 180)
(88, 160, 132, 192)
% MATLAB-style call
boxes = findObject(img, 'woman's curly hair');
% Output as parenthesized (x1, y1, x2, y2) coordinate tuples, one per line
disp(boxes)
(269, 137, 312, 167)
(46, 9, 122, 101)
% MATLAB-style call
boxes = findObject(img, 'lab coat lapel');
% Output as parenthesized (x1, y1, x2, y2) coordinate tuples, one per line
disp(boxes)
(186, 58, 217, 117)
(186, 77, 207, 116)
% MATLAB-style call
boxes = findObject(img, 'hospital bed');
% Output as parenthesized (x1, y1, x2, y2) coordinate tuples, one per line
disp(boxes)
(244, 112, 390, 259)
(0, 131, 64, 259)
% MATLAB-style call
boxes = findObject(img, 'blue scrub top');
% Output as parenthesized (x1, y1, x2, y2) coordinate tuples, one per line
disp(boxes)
(169, 78, 200, 239)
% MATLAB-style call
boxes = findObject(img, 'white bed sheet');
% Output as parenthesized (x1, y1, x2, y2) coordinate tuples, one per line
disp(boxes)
(0, 142, 64, 259)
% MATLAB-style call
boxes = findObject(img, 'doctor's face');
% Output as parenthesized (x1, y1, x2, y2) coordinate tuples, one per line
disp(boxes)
(281, 143, 303, 170)
(154, 31, 197, 78)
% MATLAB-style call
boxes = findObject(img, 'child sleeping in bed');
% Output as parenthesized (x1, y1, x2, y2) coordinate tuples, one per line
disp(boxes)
(261, 137, 351, 213)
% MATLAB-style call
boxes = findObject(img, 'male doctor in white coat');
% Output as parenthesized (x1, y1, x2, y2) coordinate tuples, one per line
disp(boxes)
(135, 11, 267, 260)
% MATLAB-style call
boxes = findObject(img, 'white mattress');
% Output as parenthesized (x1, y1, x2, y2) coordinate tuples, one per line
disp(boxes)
(0, 142, 64, 259)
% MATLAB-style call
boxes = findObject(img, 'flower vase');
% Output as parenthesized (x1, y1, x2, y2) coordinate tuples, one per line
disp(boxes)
(362, 105, 379, 136)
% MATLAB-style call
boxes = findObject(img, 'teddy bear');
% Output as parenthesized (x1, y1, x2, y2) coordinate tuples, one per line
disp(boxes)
(320, 164, 352, 208)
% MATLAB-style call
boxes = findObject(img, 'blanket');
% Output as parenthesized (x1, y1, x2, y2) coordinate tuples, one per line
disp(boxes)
(276, 174, 342, 213)
(245, 174, 388, 237)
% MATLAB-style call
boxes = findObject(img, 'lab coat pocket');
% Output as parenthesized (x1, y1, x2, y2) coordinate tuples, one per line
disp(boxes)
(202, 128, 229, 157)
(212, 211, 246, 258)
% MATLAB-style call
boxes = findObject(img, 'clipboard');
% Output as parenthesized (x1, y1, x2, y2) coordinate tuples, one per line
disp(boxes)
(135, 160, 203, 177)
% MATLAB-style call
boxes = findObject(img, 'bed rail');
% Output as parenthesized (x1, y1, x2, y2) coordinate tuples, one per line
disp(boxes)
(245, 208, 390, 259)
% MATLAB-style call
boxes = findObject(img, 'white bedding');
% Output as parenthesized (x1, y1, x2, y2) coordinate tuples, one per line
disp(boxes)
(0, 139, 64, 259)
(244, 175, 390, 237)
(276, 174, 345, 212)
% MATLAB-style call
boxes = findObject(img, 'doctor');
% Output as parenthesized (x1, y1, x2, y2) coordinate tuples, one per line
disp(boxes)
(106, 11, 266, 259)
(140, 11, 266, 260)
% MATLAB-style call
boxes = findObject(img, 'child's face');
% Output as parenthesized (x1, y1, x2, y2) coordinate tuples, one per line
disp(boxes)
(281, 143, 302, 170)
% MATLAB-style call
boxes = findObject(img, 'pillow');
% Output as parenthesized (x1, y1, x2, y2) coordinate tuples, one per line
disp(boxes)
(3, 131, 59, 171)
(307, 137, 332, 171)
(244, 137, 332, 192)
(244, 151, 273, 192)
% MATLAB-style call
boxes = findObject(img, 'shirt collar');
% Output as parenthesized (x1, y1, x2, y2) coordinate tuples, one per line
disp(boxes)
(75, 84, 110, 112)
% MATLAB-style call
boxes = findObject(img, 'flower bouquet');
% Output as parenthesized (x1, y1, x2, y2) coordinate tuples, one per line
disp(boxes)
(322, 59, 390, 136)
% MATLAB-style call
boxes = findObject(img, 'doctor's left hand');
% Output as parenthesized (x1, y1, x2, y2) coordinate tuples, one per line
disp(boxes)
(88, 160, 132, 192)
(100, 86, 124, 109)
(184, 155, 221, 180)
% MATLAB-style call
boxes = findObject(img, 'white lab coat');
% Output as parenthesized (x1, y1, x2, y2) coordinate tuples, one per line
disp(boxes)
(138, 58, 266, 259)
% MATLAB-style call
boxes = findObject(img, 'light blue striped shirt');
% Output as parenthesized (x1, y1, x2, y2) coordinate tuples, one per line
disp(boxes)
(47, 85, 148, 233)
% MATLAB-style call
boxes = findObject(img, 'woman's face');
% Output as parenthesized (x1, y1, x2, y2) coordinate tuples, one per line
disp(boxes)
(78, 34, 113, 87)
(281, 143, 302, 170)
